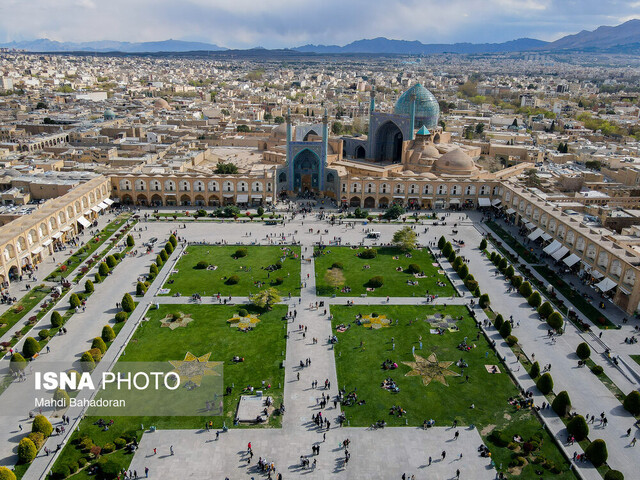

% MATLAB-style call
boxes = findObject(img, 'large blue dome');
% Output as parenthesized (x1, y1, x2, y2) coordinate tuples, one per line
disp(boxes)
(394, 84, 440, 129)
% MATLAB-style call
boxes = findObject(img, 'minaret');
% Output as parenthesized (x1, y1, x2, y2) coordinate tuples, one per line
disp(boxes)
(286, 108, 293, 192)
(368, 87, 376, 156)
(409, 91, 417, 141)
(321, 108, 328, 191)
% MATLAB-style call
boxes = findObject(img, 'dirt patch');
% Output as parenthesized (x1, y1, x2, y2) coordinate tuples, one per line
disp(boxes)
(480, 424, 496, 436)
(508, 458, 528, 476)
(503, 413, 511, 420)
(325, 268, 345, 287)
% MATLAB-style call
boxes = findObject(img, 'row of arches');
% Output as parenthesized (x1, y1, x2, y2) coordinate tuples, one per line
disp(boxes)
(343, 183, 499, 196)
(120, 193, 254, 207)
(118, 179, 273, 194)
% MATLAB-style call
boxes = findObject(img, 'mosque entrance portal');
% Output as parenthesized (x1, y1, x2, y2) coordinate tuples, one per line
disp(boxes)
(374, 121, 403, 163)
(293, 149, 320, 193)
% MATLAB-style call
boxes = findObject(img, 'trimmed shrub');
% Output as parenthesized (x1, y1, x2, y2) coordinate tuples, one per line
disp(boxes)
(9, 353, 27, 373)
(488, 429, 511, 447)
(499, 321, 512, 338)
(80, 351, 95, 372)
(136, 282, 147, 296)
(519, 281, 533, 297)
(441, 242, 453, 257)
(98, 262, 110, 277)
(234, 247, 247, 258)
(97, 456, 121, 479)
(150, 263, 159, 275)
(164, 242, 174, 254)
(552, 390, 571, 416)
(406, 263, 421, 274)
(92, 337, 107, 354)
(69, 293, 81, 309)
(156, 254, 164, 267)
(452, 256, 463, 271)
(32, 414, 53, 436)
(26, 432, 45, 449)
(238, 308, 249, 317)
(85, 279, 94, 294)
(126, 235, 135, 247)
(490, 251, 496, 262)
(121, 293, 135, 312)
(195, 261, 207, 269)
(53, 388, 70, 408)
(590, 365, 604, 375)
(367, 276, 384, 288)
(160, 250, 169, 262)
(465, 279, 478, 292)
(226, 275, 240, 285)
(106, 255, 117, 268)
(530, 361, 540, 379)
(506, 335, 518, 347)
(474, 286, 481, 297)
(38, 329, 49, 340)
(528, 291, 542, 308)
(511, 275, 523, 289)
(50, 465, 70, 480)
(498, 258, 508, 272)
(102, 442, 115, 454)
(537, 301, 553, 319)
(94, 273, 102, 283)
(438, 236, 446, 249)
(604, 470, 624, 480)
(17, 437, 37, 463)
(567, 415, 589, 441)
(536, 372, 553, 395)
(494, 314, 504, 330)
(586, 439, 608, 467)
(169, 234, 178, 247)
(115, 311, 127, 323)
(623, 390, 640, 416)
(88, 348, 102, 363)
(359, 249, 377, 259)
(0, 466, 17, 480)
(458, 264, 469, 280)
(112, 253, 121, 261)
(576, 342, 591, 360)
(51, 311, 63, 328)
(102, 325, 116, 342)
(22, 337, 40, 358)
(480, 238, 487, 250)
(274, 277, 284, 285)
(114, 438, 127, 450)
(479, 294, 490, 308)
(505, 265, 515, 278)
(547, 311, 564, 331)
(447, 250, 457, 263)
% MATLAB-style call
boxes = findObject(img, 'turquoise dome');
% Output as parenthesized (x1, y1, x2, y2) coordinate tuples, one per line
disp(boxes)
(103, 109, 116, 120)
(394, 84, 440, 129)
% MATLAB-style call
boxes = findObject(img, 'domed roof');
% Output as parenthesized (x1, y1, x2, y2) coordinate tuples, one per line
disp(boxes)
(434, 148, 477, 175)
(153, 98, 171, 110)
(271, 123, 289, 139)
(103, 109, 116, 120)
(394, 84, 440, 129)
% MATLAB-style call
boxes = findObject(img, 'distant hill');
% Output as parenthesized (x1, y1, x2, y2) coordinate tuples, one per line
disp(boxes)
(0, 38, 227, 53)
(544, 19, 640, 51)
(294, 37, 547, 55)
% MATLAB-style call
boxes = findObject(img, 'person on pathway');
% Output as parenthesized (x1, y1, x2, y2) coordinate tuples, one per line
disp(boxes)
(442, 450, 446, 460)
(456, 469, 460, 479)
(454, 430, 459, 440)
(428, 456, 432, 466)
(631, 437, 637, 447)
(153, 448, 157, 455)
(145, 467, 149, 478)
(170, 445, 174, 455)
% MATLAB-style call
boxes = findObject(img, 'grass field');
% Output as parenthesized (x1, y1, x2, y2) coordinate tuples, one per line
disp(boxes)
(314, 246, 455, 297)
(51, 303, 287, 479)
(331, 305, 575, 479)
(631, 355, 640, 366)
(161, 245, 301, 296)
(0, 286, 50, 339)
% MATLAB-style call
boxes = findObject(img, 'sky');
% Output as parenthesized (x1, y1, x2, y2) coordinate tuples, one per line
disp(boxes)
(0, 0, 638, 48)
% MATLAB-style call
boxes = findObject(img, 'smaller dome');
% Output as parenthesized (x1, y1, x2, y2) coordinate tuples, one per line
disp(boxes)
(271, 123, 290, 140)
(153, 98, 171, 110)
(103, 109, 116, 120)
(434, 148, 477, 175)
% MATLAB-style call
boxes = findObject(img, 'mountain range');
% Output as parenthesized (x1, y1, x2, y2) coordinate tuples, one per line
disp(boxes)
(2, 19, 640, 54)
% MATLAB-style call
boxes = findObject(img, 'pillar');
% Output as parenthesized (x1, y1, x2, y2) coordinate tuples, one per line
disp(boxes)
(321, 109, 328, 191)
(286, 108, 293, 190)
(409, 92, 416, 141)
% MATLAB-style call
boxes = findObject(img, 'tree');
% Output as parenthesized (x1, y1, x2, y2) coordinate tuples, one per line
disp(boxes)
(519, 281, 532, 298)
(479, 294, 490, 309)
(22, 337, 40, 358)
(53, 388, 70, 408)
(511, 275, 523, 289)
(136, 282, 147, 296)
(505, 265, 515, 278)
(236, 124, 250, 133)
(547, 311, 564, 331)
(126, 235, 135, 247)
(17, 438, 37, 463)
(530, 361, 540, 378)
(604, 470, 624, 480)
(537, 301, 553, 319)
(623, 390, 640, 415)
(156, 254, 164, 267)
(9, 353, 27, 373)
(92, 337, 107, 354)
(576, 342, 591, 360)
(479, 238, 487, 250)
(528, 291, 541, 308)
(438, 236, 446, 250)
(498, 258, 508, 272)
(406, 263, 421, 274)
(121, 293, 135, 313)
(494, 314, 504, 330)
(552, 390, 571, 416)
(50, 311, 63, 328)
(80, 351, 95, 372)
(32, 414, 53, 436)
(250, 288, 281, 310)
(85, 280, 94, 294)
(475, 123, 485, 134)
(536, 372, 553, 395)
(106, 255, 117, 268)
(69, 293, 81, 309)
(567, 415, 589, 441)
(383, 204, 405, 220)
(586, 439, 608, 467)
(169, 234, 178, 247)
(274, 116, 285, 124)
(392, 227, 417, 252)
(150, 263, 159, 276)
(331, 121, 343, 135)
(0, 466, 16, 480)
(98, 262, 110, 277)
(458, 264, 469, 280)
(499, 321, 512, 338)
(164, 242, 174, 255)
(160, 250, 169, 262)
(442, 242, 453, 258)
(452, 256, 463, 271)
(214, 162, 238, 174)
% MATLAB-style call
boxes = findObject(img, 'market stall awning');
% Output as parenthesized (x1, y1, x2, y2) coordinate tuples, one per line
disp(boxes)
(236, 194, 249, 203)
(478, 198, 491, 207)
(543, 240, 562, 254)
(31, 246, 44, 255)
(97, 202, 108, 210)
(91, 206, 101, 213)
(449, 199, 461, 204)
(491, 199, 502, 206)
(77, 217, 91, 228)
(524, 222, 536, 230)
(42, 239, 53, 247)
(61, 226, 72, 232)
(619, 286, 631, 295)
(551, 245, 569, 261)
(506, 208, 516, 214)
(266, 196, 273, 202)
(52, 231, 63, 239)
(591, 269, 604, 280)
(251, 194, 262, 199)
(528, 228, 544, 240)
(103, 198, 114, 206)
(223, 194, 234, 198)
(595, 277, 617, 292)
(541, 232, 553, 241)
(563, 253, 581, 267)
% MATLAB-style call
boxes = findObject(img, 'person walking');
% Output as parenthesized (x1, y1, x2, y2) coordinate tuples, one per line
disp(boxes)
(145, 467, 149, 478)
(442, 450, 446, 460)
(170, 445, 174, 456)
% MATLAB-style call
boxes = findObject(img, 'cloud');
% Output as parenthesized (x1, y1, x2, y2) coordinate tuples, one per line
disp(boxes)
(0, 0, 638, 48)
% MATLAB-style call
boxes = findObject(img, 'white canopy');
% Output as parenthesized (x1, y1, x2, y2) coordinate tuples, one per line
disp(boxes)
(563, 253, 581, 267)
(551, 246, 569, 261)
(103, 198, 114, 206)
(61, 226, 72, 232)
(491, 199, 502, 206)
(528, 228, 544, 240)
(97, 202, 108, 209)
(478, 198, 491, 207)
(506, 208, 516, 214)
(266, 197, 273, 202)
(52, 231, 63, 239)
(42, 239, 53, 247)
(77, 217, 91, 228)
(590, 269, 604, 279)
(251, 194, 262, 199)
(31, 246, 44, 255)
(543, 240, 562, 254)
(91, 206, 101, 213)
(449, 199, 461, 204)
(595, 277, 617, 292)
(236, 194, 249, 203)
(541, 233, 553, 241)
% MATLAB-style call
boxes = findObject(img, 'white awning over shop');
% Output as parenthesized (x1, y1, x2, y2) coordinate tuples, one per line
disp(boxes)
(449, 199, 461, 204)
(61, 226, 72, 232)
(103, 198, 114, 206)
(619, 286, 631, 295)
(223, 194, 234, 198)
(591, 269, 604, 279)
(563, 254, 581, 267)
(506, 208, 516, 214)
(266, 197, 273, 203)
(251, 195, 262, 199)
(236, 194, 249, 202)
(524, 222, 536, 230)
(393, 195, 405, 199)
(84, 210, 92, 216)
(91, 206, 101, 213)
(595, 277, 617, 292)
(31, 246, 44, 255)
(541, 233, 552, 241)
(528, 228, 544, 240)
(543, 240, 562, 254)
(97, 202, 108, 210)
(77, 217, 91, 228)
(491, 199, 501, 206)
(478, 198, 491, 207)
(52, 231, 63, 239)
(42, 239, 53, 247)
(551, 246, 569, 261)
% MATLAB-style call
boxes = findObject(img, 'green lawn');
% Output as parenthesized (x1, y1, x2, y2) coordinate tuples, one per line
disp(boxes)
(51, 303, 287, 479)
(0, 285, 50, 339)
(161, 245, 301, 296)
(631, 355, 640, 366)
(314, 246, 455, 297)
(331, 305, 574, 479)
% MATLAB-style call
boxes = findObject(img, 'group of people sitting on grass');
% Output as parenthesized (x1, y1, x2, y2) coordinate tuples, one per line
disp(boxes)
(381, 359, 398, 370)
(457, 340, 472, 352)
(389, 405, 406, 417)
(381, 378, 399, 393)
(456, 358, 469, 369)
(94, 419, 114, 431)
(340, 286, 352, 293)
(422, 418, 436, 429)
(508, 396, 534, 410)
